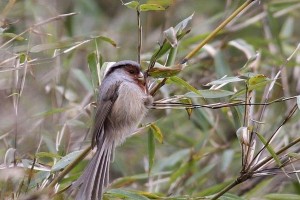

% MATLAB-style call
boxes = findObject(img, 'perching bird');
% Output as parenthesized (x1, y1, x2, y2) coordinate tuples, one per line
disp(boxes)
(72, 60, 153, 200)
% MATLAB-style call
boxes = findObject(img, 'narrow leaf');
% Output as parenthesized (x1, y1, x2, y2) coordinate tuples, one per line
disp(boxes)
(297, 95, 300, 110)
(180, 98, 193, 118)
(206, 76, 244, 86)
(72, 68, 93, 93)
(256, 133, 282, 167)
(264, 193, 300, 200)
(87, 52, 100, 91)
(149, 124, 163, 143)
(148, 64, 181, 78)
(139, 4, 165, 11)
(185, 89, 234, 99)
(163, 27, 177, 47)
(174, 13, 194, 34)
(51, 150, 83, 172)
(168, 76, 201, 95)
(96, 35, 117, 47)
(147, 0, 174, 7)
(35, 152, 62, 159)
(124, 1, 139, 10)
(148, 129, 156, 173)
(106, 189, 150, 200)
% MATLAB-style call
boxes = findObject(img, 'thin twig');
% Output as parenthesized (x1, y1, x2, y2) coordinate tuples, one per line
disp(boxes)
(151, 95, 298, 109)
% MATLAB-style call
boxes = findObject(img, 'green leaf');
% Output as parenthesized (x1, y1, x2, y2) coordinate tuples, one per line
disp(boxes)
(219, 193, 245, 200)
(228, 39, 256, 59)
(148, 129, 155, 173)
(147, 0, 174, 7)
(106, 189, 150, 200)
(239, 53, 260, 73)
(72, 68, 93, 93)
(139, 4, 165, 11)
(1, 32, 25, 41)
(264, 193, 300, 200)
(168, 76, 201, 96)
(95, 35, 117, 47)
(148, 64, 181, 78)
(163, 27, 177, 47)
(231, 77, 271, 99)
(110, 171, 171, 188)
(152, 148, 190, 172)
(149, 15, 193, 62)
(185, 89, 234, 99)
(149, 124, 163, 143)
(51, 150, 83, 172)
(180, 98, 193, 118)
(169, 162, 190, 183)
(248, 74, 268, 86)
(35, 152, 62, 159)
(297, 95, 300, 110)
(124, 1, 139, 10)
(230, 106, 243, 129)
(206, 76, 244, 86)
(174, 13, 194, 34)
(256, 133, 282, 167)
(87, 52, 100, 92)
(221, 150, 234, 172)
(213, 50, 232, 78)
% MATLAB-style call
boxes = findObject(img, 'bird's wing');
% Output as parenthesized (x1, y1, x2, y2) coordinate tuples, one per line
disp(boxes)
(91, 81, 122, 148)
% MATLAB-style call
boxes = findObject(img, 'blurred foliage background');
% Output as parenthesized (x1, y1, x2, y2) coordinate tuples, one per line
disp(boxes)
(1, 0, 300, 199)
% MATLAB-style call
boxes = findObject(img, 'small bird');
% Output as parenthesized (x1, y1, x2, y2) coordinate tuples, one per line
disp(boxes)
(72, 60, 153, 200)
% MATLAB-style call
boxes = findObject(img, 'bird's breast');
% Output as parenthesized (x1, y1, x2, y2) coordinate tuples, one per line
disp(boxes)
(106, 82, 148, 144)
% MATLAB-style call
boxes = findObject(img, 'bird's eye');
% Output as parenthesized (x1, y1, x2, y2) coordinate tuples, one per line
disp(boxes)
(129, 70, 135, 74)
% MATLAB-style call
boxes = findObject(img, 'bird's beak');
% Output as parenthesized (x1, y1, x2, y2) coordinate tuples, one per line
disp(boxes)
(137, 72, 145, 84)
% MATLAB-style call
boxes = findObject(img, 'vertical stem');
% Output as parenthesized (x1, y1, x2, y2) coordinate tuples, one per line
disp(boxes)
(137, 9, 142, 64)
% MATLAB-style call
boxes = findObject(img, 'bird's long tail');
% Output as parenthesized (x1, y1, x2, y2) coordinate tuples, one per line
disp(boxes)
(72, 139, 113, 200)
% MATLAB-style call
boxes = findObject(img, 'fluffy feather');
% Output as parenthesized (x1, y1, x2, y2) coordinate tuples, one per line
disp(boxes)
(71, 60, 153, 200)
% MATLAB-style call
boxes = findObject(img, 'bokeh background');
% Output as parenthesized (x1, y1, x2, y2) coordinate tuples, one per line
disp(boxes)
(1, 0, 300, 199)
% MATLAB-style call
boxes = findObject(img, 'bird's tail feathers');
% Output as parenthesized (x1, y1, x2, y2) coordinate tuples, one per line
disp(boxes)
(72, 139, 112, 200)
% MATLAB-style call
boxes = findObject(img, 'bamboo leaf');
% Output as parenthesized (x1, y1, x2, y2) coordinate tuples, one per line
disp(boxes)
(51, 150, 83, 172)
(124, 1, 139, 10)
(139, 4, 165, 11)
(264, 193, 300, 200)
(185, 89, 234, 99)
(106, 189, 150, 200)
(96, 35, 117, 47)
(206, 76, 244, 86)
(147, 0, 174, 7)
(148, 64, 181, 78)
(168, 76, 201, 95)
(72, 68, 93, 93)
(35, 152, 62, 159)
(149, 124, 163, 143)
(87, 52, 100, 91)
(256, 133, 282, 167)
(148, 129, 156, 173)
